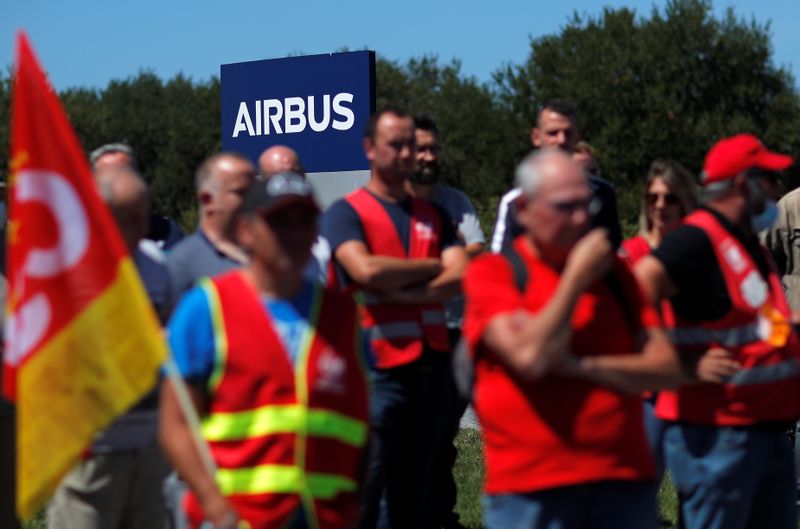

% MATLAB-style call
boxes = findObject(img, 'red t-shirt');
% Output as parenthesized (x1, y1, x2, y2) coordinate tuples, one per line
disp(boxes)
(463, 237, 658, 494)
(620, 235, 651, 265)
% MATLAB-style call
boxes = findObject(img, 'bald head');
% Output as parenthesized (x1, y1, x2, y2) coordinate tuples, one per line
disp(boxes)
(515, 149, 592, 259)
(516, 149, 585, 197)
(258, 145, 303, 179)
(95, 166, 149, 253)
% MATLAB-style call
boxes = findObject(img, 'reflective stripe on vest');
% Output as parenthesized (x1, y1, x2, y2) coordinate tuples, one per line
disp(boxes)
(215, 464, 357, 499)
(201, 403, 367, 446)
(201, 278, 229, 394)
(421, 310, 445, 326)
(728, 358, 800, 386)
(369, 322, 422, 340)
(668, 323, 760, 347)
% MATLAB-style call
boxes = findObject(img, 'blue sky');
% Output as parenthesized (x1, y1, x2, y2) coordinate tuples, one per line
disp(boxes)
(2, 0, 798, 91)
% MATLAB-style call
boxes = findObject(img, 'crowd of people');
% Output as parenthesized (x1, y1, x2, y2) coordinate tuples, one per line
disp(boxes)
(2, 96, 800, 529)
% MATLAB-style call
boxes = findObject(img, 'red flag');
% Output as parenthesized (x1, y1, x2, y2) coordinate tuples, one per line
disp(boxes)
(4, 32, 167, 519)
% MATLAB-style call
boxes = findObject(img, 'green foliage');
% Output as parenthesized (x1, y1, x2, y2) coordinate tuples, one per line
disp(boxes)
(2, 0, 798, 236)
(376, 56, 518, 213)
(495, 0, 800, 227)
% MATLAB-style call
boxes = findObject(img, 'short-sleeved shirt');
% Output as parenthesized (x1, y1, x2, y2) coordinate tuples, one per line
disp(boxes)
(168, 277, 319, 386)
(652, 206, 771, 322)
(463, 237, 658, 493)
(166, 230, 243, 304)
(322, 189, 460, 287)
(433, 185, 485, 247)
(431, 185, 486, 328)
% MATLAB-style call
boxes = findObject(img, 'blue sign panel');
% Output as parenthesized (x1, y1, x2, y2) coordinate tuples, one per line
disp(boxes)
(221, 51, 375, 173)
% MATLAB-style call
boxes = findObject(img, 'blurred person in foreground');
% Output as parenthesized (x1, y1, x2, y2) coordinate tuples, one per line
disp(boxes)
(161, 173, 369, 529)
(47, 165, 172, 529)
(463, 150, 680, 529)
(635, 134, 800, 529)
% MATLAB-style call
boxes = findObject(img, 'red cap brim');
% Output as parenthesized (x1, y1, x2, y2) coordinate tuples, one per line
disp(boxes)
(754, 150, 794, 172)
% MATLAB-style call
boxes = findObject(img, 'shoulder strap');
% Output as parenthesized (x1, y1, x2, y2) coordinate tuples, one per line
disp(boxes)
(501, 245, 529, 293)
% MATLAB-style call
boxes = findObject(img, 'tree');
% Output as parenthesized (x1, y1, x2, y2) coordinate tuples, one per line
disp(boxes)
(495, 0, 800, 230)
(377, 56, 517, 232)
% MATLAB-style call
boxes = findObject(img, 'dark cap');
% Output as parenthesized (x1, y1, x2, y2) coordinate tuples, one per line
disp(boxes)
(241, 171, 319, 216)
(702, 134, 794, 185)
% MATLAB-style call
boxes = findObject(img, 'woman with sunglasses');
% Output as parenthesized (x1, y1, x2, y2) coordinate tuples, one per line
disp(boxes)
(620, 159, 698, 482)
(622, 160, 699, 265)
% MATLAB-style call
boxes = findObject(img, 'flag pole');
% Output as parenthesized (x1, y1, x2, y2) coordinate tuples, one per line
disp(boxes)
(162, 356, 218, 476)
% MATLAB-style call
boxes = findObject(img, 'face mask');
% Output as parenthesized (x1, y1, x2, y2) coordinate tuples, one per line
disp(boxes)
(751, 200, 778, 232)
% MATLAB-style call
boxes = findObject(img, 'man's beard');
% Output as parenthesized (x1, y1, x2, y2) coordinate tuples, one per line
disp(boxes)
(410, 163, 440, 185)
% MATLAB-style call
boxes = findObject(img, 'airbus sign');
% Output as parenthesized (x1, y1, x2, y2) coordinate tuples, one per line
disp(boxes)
(221, 51, 375, 205)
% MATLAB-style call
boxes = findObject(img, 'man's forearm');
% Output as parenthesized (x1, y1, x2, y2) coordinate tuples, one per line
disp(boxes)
(574, 331, 681, 393)
(159, 383, 235, 525)
(379, 247, 467, 304)
(486, 272, 586, 381)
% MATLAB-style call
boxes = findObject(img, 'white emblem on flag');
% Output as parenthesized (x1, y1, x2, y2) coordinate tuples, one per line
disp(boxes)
(5, 170, 90, 366)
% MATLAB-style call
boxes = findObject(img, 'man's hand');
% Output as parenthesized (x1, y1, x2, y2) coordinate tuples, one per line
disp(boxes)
(202, 493, 243, 528)
(696, 348, 741, 383)
(564, 228, 613, 291)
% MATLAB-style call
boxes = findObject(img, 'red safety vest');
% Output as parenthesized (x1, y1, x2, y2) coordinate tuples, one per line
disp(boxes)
(656, 209, 800, 425)
(344, 188, 450, 368)
(184, 271, 370, 529)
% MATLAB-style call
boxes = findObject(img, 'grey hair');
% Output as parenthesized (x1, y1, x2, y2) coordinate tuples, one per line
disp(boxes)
(700, 176, 736, 202)
(95, 165, 147, 206)
(89, 143, 137, 170)
(515, 149, 575, 196)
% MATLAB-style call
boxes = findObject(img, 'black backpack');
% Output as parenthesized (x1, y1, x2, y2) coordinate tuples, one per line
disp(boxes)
(452, 247, 528, 402)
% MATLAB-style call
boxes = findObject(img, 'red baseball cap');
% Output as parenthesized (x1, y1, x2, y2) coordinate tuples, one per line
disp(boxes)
(702, 134, 794, 185)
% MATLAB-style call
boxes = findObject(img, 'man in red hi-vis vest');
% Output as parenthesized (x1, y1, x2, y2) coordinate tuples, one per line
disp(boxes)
(635, 134, 800, 529)
(160, 172, 370, 529)
(322, 108, 468, 529)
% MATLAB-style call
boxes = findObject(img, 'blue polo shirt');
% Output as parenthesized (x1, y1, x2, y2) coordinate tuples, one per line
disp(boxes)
(168, 279, 314, 385)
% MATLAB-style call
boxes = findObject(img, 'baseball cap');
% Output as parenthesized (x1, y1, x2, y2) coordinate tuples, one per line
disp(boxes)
(241, 171, 319, 216)
(702, 134, 794, 185)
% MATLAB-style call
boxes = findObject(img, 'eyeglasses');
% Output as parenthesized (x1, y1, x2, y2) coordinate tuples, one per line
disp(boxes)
(545, 197, 598, 215)
(645, 192, 679, 206)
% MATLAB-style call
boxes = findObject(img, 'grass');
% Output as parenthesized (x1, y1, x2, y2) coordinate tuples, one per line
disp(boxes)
(21, 511, 45, 529)
(453, 427, 680, 529)
(23, 429, 680, 529)
(454, 428, 486, 528)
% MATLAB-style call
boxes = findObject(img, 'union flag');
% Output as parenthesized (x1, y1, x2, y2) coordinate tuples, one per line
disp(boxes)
(3, 33, 167, 519)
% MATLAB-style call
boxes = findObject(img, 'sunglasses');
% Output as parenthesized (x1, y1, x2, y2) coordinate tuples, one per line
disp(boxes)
(645, 192, 679, 206)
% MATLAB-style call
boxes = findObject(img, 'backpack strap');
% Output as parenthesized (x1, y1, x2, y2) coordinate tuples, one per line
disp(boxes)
(501, 245, 529, 293)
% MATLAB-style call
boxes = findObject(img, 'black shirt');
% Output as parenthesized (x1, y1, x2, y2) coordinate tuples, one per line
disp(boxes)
(652, 206, 772, 322)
